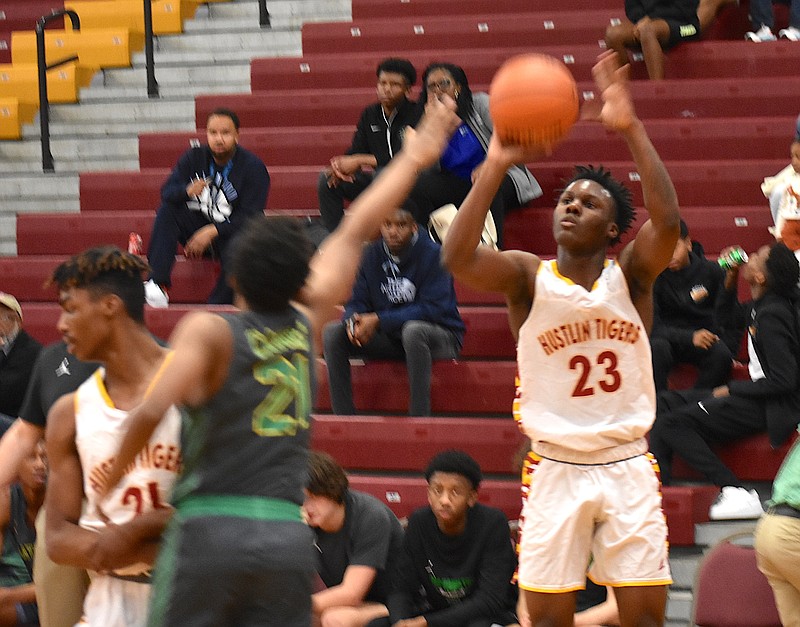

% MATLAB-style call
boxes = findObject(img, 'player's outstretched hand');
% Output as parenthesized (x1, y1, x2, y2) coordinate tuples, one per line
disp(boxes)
(485, 132, 549, 169)
(590, 50, 637, 134)
(402, 95, 461, 171)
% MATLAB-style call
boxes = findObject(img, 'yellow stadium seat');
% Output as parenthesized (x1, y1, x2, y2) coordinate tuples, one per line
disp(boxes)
(11, 28, 139, 69)
(64, 0, 197, 36)
(0, 61, 95, 105)
(0, 97, 38, 139)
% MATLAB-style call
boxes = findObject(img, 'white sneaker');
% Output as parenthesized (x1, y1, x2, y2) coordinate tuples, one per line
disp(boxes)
(745, 25, 777, 41)
(144, 279, 169, 308)
(779, 26, 800, 41)
(709, 486, 764, 520)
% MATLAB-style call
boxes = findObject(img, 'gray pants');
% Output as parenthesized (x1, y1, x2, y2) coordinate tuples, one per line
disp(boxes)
(323, 319, 461, 416)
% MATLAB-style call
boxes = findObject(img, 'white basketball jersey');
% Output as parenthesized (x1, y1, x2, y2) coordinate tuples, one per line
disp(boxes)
(75, 368, 181, 577)
(515, 260, 655, 461)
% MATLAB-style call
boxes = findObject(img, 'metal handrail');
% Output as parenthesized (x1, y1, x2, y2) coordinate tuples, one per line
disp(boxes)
(258, 0, 271, 27)
(37, 9, 80, 172)
(143, 0, 159, 97)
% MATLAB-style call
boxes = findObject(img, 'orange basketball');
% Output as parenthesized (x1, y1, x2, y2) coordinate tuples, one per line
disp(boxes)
(489, 54, 579, 151)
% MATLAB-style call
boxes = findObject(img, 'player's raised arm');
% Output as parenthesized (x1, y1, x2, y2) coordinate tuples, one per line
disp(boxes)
(590, 52, 680, 292)
(441, 135, 542, 301)
(300, 97, 460, 315)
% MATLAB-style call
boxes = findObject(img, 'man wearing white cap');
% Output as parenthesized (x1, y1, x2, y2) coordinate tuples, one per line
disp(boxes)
(0, 293, 42, 428)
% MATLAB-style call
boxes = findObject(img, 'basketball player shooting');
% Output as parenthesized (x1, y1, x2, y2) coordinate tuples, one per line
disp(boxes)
(441, 51, 681, 627)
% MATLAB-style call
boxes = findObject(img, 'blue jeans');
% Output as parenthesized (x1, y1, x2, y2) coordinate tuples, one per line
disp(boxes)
(750, 0, 800, 29)
(322, 319, 461, 416)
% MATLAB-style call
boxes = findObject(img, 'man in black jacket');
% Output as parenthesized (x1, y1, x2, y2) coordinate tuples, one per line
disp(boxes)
(650, 243, 800, 520)
(145, 107, 270, 306)
(318, 58, 420, 233)
(650, 219, 734, 392)
(0, 293, 42, 428)
(367, 450, 518, 627)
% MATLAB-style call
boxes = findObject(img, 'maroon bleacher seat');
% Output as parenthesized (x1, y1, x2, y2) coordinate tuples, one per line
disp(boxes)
(300, 11, 621, 55)
(0, 2, 65, 32)
(352, 0, 620, 19)
(315, 358, 516, 415)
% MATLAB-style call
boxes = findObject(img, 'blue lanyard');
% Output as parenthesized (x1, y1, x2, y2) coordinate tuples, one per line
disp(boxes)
(209, 160, 233, 181)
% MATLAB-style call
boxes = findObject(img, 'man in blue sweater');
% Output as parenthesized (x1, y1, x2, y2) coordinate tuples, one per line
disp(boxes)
(144, 107, 270, 306)
(322, 207, 464, 416)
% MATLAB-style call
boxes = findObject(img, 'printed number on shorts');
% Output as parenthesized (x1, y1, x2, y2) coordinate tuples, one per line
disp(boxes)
(252, 353, 311, 436)
(569, 350, 621, 397)
(123, 481, 166, 514)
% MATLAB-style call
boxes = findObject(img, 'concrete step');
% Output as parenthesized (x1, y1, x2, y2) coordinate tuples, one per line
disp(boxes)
(22, 118, 196, 137)
(78, 84, 251, 102)
(0, 136, 138, 161)
(99, 63, 252, 88)
(47, 99, 194, 123)
(0, 157, 139, 173)
(151, 28, 299, 51)
(130, 45, 302, 66)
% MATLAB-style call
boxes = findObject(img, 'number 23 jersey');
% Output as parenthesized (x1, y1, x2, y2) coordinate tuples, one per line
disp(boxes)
(515, 260, 655, 459)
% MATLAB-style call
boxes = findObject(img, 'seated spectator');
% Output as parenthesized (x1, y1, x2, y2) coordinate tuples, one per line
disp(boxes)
(407, 63, 541, 246)
(144, 107, 270, 307)
(318, 58, 420, 233)
(754, 434, 800, 627)
(0, 293, 42, 425)
(745, 0, 800, 41)
(322, 207, 465, 417)
(0, 438, 46, 627)
(604, 0, 702, 80)
(650, 243, 800, 520)
(366, 450, 518, 627)
(650, 219, 734, 392)
(303, 451, 404, 627)
(762, 138, 800, 229)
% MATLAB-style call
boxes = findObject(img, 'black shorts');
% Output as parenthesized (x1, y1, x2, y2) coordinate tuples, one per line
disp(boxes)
(148, 514, 315, 627)
(663, 16, 702, 48)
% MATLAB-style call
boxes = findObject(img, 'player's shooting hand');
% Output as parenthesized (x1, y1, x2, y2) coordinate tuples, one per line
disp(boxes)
(403, 96, 460, 171)
(184, 224, 217, 258)
(693, 329, 719, 350)
(590, 51, 637, 134)
(486, 133, 549, 170)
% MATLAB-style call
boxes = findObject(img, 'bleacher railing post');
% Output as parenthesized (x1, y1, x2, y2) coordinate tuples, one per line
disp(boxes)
(258, 0, 271, 28)
(37, 9, 81, 173)
(144, 0, 159, 98)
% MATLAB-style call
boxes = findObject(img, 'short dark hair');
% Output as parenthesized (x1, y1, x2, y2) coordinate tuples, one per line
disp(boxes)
(49, 246, 149, 323)
(766, 242, 800, 297)
(563, 165, 635, 245)
(207, 107, 240, 130)
(424, 450, 482, 490)
(377, 57, 417, 86)
(307, 451, 349, 503)
(228, 215, 313, 313)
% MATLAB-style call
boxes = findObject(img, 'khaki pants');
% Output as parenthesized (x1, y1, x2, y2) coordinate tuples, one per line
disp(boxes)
(33, 507, 90, 627)
(755, 512, 800, 627)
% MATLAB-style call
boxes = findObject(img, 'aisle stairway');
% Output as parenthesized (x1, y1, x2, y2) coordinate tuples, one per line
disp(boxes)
(1, 0, 798, 622)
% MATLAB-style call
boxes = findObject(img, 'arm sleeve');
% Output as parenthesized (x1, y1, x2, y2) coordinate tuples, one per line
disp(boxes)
(347, 108, 372, 156)
(348, 500, 396, 570)
(386, 521, 424, 621)
(729, 307, 799, 398)
(343, 264, 373, 319)
(160, 150, 199, 204)
(424, 511, 517, 627)
(215, 155, 270, 239)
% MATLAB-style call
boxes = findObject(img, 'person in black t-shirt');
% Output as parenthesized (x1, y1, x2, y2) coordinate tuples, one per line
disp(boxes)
(650, 219, 736, 392)
(368, 450, 518, 627)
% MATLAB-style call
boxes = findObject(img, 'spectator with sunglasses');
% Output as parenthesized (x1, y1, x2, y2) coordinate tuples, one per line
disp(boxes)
(407, 63, 541, 247)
